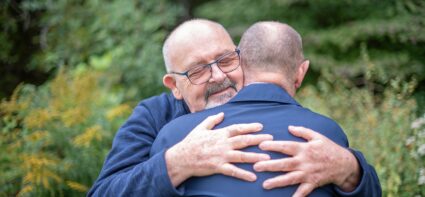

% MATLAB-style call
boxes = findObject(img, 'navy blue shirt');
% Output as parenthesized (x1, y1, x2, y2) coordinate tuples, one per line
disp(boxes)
(89, 85, 381, 197)
(150, 83, 381, 197)
(88, 93, 189, 196)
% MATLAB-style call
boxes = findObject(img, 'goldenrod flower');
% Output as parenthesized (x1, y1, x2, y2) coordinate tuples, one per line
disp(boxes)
(20, 153, 62, 190)
(25, 130, 48, 142)
(24, 109, 53, 129)
(0, 84, 30, 115)
(66, 181, 89, 192)
(73, 125, 103, 147)
(106, 104, 131, 121)
(61, 107, 90, 127)
(17, 185, 33, 197)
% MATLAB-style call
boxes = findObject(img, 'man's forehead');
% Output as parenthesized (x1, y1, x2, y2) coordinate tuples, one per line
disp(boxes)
(174, 42, 234, 68)
(170, 37, 233, 67)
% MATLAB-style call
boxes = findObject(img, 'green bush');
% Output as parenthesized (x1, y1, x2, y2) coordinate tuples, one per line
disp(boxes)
(1, 0, 424, 196)
(297, 74, 423, 196)
(0, 67, 131, 196)
(2, 0, 183, 100)
(1, 67, 423, 196)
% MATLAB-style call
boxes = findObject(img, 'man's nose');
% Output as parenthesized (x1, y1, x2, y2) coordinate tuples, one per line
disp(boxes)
(209, 63, 226, 83)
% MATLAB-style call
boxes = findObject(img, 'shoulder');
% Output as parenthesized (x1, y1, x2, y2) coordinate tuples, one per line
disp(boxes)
(159, 106, 226, 137)
(118, 92, 188, 137)
(138, 92, 188, 119)
(137, 92, 185, 110)
(297, 107, 349, 146)
(161, 108, 210, 132)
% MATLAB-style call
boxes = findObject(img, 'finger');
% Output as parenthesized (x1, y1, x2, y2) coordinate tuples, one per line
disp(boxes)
(226, 150, 270, 163)
(293, 183, 315, 197)
(195, 112, 225, 130)
(288, 125, 322, 141)
(225, 123, 263, 137)
(263, 171, 304, 190)
(230, 134, 273, 149)
(259, 140, 302, 155)
(254, 158, 299, 172)
(219, 163, 257, 182)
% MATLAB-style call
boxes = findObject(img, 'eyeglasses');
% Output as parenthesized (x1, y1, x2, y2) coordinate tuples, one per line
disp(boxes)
(169, 48, 240, 85)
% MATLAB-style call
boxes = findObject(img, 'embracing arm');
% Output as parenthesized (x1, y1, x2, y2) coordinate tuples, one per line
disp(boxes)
(164, 112, 273, 187)
(254, 126, 381, 197)
(334, 149, 381, 197)
(88, 99, 272, 196)
(88, 94, 187, 197)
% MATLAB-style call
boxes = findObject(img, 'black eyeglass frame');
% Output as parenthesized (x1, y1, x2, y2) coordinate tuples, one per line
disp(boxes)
(169, 48, 241, 85)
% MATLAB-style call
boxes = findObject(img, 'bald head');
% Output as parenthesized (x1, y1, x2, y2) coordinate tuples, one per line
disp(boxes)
(161, 19, 243, 112)
(163, 19, 234, 72)
(239, 21, 304, 84)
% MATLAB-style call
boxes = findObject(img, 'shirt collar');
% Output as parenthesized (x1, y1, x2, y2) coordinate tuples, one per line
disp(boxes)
(229, 83, 300, 106)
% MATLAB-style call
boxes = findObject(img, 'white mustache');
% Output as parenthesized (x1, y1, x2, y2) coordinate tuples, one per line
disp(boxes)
(205, 78, 237, 101)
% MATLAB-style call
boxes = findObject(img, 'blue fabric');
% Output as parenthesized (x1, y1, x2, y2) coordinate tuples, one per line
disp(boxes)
(88, 93, 189, 197)
(150, 83, 381, 197)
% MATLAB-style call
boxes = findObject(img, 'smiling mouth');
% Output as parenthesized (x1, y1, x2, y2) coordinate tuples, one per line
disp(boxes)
(205, 85, 237, 104)
(204, 86, 237, 109)
(210, 87, 230, 96)
(204, 78, 238, 102)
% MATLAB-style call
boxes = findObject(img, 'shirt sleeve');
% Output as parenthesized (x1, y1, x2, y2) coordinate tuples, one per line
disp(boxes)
(87, 94, 187, 197)
(315, 119, 382, 197)
(334, 149, 382, 197)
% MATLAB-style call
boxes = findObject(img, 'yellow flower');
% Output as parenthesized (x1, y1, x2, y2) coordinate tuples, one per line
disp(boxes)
(73, 125, 103, 147)
(25, 130, 48, 142)
(106, 104, 131, 121)
(20, 153, 62, 189)
(49, 68, 99, 113)
(24, 109, 53, 129)
(0, 83, 30, 115)
(66, 181, 89, 192)
(17, 185, 33, 197)
(61, 107, 90, 127)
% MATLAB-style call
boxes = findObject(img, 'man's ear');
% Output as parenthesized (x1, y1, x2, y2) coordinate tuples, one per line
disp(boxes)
(163, 74, 182, 99)
(294, 60, 309, 89)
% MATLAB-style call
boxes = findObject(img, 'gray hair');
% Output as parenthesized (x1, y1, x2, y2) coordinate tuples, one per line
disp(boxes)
(238, 21, 304, 80)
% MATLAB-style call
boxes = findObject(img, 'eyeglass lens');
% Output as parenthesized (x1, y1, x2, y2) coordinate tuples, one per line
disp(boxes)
(188, 51, 239, 84)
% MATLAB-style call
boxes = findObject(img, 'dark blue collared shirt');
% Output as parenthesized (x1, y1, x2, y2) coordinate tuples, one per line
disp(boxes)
(89, 85, 380, 197)
(88, 93, 189, 197)
(150, 83, 381, 197)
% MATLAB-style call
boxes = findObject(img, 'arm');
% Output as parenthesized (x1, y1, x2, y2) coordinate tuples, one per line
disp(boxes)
(254, 126, 381, 197)
(334, 149, 382, 197)
(88, 94, 187, 197)
(89, 98, 272, 196)
(164, 112, 273, 187)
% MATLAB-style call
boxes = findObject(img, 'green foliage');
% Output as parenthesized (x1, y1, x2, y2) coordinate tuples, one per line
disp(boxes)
(1, 0, 424, 196)
(4, 0, 184, 99)
(195, 0, 425, 85)
(297, 73, 423, 196)
(0, 68, 131, 196)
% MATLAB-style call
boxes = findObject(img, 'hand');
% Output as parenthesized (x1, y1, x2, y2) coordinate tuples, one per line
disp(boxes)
(166, 112, 273, 187)
(253, 126, 360, 197)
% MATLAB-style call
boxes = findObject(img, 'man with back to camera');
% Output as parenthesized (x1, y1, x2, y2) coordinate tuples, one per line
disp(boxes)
(150, 21, 381, 196)
(88, 19, 381, 197)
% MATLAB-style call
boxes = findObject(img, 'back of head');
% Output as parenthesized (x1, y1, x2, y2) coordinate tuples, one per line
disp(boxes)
(238, 21, 304, 84)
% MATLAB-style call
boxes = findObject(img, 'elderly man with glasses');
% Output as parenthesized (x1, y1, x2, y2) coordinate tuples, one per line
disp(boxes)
(88, 19, 380, 197)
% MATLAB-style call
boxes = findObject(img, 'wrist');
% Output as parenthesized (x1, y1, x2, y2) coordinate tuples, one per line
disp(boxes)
(165, 143, 192, 187)
(335, 149, 361, 192)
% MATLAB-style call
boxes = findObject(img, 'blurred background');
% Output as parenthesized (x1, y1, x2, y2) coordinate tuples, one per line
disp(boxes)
(0, 0, 424, 196)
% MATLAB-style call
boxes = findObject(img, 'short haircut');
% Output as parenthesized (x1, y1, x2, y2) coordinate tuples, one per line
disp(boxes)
(238, 21, 304, 80)
(162, 19, 231, 72)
